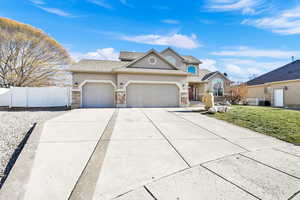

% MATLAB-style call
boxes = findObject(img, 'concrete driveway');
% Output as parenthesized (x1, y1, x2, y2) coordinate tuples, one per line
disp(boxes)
(1, 108, 300, 200)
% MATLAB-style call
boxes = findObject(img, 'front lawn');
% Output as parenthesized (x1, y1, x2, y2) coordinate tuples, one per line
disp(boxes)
(207, 106, 300, 145)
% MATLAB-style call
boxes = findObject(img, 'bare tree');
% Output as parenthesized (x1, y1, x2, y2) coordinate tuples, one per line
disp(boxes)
(227, 83, 248, 104)
(0, 17, 72, 87)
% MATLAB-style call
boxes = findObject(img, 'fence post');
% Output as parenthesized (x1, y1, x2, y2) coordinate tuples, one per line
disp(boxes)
(9, 88, 12, 108)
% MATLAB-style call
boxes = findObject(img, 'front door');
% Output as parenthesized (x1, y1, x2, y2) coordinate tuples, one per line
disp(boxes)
(189, 85, 194, 101)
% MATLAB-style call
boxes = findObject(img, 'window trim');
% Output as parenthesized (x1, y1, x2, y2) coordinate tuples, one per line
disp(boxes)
(187, 65, 197, 75)
(212, 78, 224, 97)
(148, 56, 157, 65)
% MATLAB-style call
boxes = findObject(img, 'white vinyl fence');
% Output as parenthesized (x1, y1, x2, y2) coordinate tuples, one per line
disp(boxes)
(0, 88, 10, 106)
(0, 87, 71, 107)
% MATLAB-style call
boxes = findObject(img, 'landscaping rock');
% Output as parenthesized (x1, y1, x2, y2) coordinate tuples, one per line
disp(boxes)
(208, 106, 230, 114)
(0, 108, 67, 186)
(208, 107, 217, 114)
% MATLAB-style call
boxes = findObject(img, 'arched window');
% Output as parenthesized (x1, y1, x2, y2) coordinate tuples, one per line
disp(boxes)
(212, 78, 224, 96)
(187, 66, 197, 75)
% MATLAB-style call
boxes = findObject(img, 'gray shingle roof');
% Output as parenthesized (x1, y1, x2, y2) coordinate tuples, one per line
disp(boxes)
(69, 59, 129, 72)
(119, 51, 201, 64)
(182, 55, 201, 64)
(119, 51, 144, 61)
(201, 71, 217, 81)
(247, 60, 300, 86)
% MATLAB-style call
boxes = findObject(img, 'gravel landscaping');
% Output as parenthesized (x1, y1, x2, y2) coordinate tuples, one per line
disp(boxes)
(0, 108, 68, 185)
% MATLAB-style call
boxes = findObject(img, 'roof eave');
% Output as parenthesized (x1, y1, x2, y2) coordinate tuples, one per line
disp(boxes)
(68, 69, 116, 73)
(113, 68, 189, 76)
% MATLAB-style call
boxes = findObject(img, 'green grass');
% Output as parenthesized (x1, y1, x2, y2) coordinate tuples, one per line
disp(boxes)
(207, 106, 300, 145)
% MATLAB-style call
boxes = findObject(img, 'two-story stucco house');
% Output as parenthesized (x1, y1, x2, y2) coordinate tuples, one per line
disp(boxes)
(70, 47, 231, 108)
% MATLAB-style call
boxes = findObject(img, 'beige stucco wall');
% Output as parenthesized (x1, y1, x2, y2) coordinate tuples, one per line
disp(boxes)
(117, 73, 187, 90)
(72, 72, 117, 86)
(71, 72, 189, 108)
(247, 80, 300, 107)
(270, 81, 300, 107)
(247, 86, 266, 99)
(130, 53, 174, 70)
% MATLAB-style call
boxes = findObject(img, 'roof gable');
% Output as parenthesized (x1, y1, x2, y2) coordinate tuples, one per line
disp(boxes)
(160, 47, 185, 61)
(247, 60, 300, 86)
(202, 71, 230, 81)
(119, 48, 201, 64)
(123, 49, 179, 70)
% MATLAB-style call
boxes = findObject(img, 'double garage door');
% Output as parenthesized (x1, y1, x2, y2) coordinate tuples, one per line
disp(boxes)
(127, 83, 179, 107)
(82, 82, 179, 108)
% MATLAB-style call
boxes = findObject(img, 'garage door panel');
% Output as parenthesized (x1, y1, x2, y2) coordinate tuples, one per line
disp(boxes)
(127, 83, 179, 107)
(82, 83, 114, 108)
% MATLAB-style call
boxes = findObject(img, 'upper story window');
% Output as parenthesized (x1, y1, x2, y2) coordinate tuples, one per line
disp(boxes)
(187, 65, 197, 75)
(212, 78, 224, 96)
(165, 55, 176, 65)
(148, 56, 157, 65)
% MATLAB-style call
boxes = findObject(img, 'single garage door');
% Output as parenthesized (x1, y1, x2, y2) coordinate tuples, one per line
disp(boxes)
(126, 83, 179, 107)
(82, 82, 114, 108)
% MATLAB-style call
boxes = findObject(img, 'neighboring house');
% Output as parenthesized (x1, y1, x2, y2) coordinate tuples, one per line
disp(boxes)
(70, 47, 231, 108)
(247, 60, 300, 108)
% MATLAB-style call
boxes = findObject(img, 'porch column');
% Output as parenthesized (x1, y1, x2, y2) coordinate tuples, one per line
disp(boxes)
(180, 91, 189, 107)
(71, 89, 81, 109)
(116, 89, 126, 108)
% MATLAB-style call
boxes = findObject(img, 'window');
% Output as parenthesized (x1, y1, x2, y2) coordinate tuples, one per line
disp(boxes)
(187, 66, 197, 75)
(165, 55, 176, 65)
(212, 78, 224, 96)
(148, 56, 157, 65)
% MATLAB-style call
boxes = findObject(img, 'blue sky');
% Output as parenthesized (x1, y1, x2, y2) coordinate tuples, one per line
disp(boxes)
(2, 0, 300, 81)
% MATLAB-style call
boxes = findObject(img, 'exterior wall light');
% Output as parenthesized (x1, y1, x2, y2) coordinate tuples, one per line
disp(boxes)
(74, 82, 78, 87)
(284, 86, 288, 90)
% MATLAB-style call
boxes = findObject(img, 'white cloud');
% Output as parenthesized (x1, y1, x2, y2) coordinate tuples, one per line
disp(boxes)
(243, 6, 300, 35)
(72, 48, 119, 61)
(219, 58, 291, 81)
(120, 0, 133, 7)
(226, 64, 244, 74)
(220, 58, 287, 69)
(29, 0, 45, 5)
(162, 19, 180, 24)
(87, 0, 113, 9)
(208, 0, 262, 14)
(121, 33, 200, 49)
(201, 59, 218, 71)
(212, 46, 300, 59)
(225, 63, 262, 80)
(30, 0, 75, 17)
(37, 6, 72, 17)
